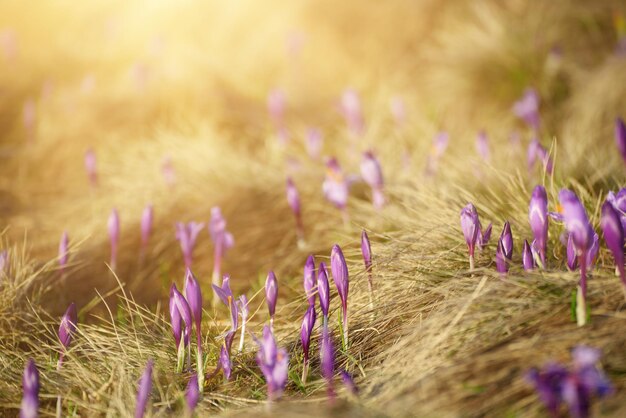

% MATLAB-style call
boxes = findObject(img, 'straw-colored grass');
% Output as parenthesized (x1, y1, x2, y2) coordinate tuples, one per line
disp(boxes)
(1, 0, 626, 416)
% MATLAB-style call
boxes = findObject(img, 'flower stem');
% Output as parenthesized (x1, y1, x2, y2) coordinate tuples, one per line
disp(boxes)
(469, 254, 475, 271)
(576, 255, 588, 327)
(238, 319, 246, 352)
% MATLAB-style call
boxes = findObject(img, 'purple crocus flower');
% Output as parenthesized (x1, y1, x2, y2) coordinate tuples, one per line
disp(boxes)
(360, 151, 385, 209)
(184, 269, 204, 387)
(559, 189, 594, 326)
(305, 128, 323, 159)
(134, 359, 153, 418)
(495, 238, 508, 274)
(586, 232, 600, 270)
(58, 303, 77, 366)
(212, 275, 238, 331)
(84, 148, 97, 186)
(615, 117, 626, 165)
(460, 203, 480, 270)
(562, 346, 612, 418)
(318, 262, 330, 326)
(140, 205, 153, 254)
(300, 305, 317, 384)
(209, 207, 234, 303)
(567, 234, 578, 271)
(265, 271, 278, 331)
(303, 255, 316, 307)
(175, 222, 205, 270)
(340, 89, 364, 136)
(522, 240, 535, 271)
(320, 326, 335, 399)
(20, 359, 39, 418)
(0, 250, 8, 276)
(513, 88, 540, 132)
(58, 231, 69, 275)
(479, 222, 493, 251)
(267, 89, 285, 128)
(331, 244, 349, 347)
(340, 370, 358, 396)
(237, 295, 249, 351)
(528, 139, 554, 175)
(529, 185, 549, 267)
(601, 201, 626, 297)
(286, 177, 305, 246)
(607, 188, 626, 232)
(186, 373, 200, 413)
(255, 326, 289, 401)
(108, 209, 120, 271)
(527, 363, 568, 417)
(425, 132, 450, 176)
(475, 131, 490, 161)
(323, 157, 349, 220)
(500, 222, 513, 260)
(170, 284, 192, 371)
(361, 230, 374, 308)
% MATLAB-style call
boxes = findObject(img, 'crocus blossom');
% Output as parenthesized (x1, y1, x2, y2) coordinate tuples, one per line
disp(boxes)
(170, 284, 192, 371)
(175, 222, 205, 270)
(360, 151, 385, 209)
(255, 326, 289, 401)
(340, 370, 358, 396)
(108, 209, 120, 271)
(58, 303, 77, 366)
(522, 240, 535, 271)
(340, 89, 364, 136)
(286, 177, 305, 247)
(500, 221, 513, 260)
(318, 262, 330, 326)
(425, 132, 449, 176)
(559, 189, 594, 326)
(20, 359, 39, 418)
(305, 128, 323, 159)
(237, 295, 249, 351)
(322, 157, 349, 220)
(601, 201, 626, 298)
(186, 373, 200, 413)
(184, 269, 204, 387)
(300, 305, 317, 384)
(0, 250, 8, 276)
(84, 148, 97, 186)
(265, 271, 278, 331)
(330, 244, 349, 347)
(303, 255, 316, 307)
(615, 117, 626, 165)
(607, 188, 626, 232)
(135, 359, 153, 418)
(219, 332, 236, 381)
(567, 234, 578, 271)
(475, 131, 490, 161)
(209, 207, 234, 303)
(361, 230, 374, 309)
(320, 326, 335, 399)
(513, 88, 540, 132)
(529, 185, 549, 267)
(460, 203, 481, 270)
(140, 205, 153, 254)
(528, 139, 554, 175)
(495, 238, 508, 274)
(212, 275, 238, 331)
(58, 231, 69, 275)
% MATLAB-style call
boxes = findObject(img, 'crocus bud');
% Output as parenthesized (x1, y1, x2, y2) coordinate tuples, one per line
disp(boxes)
(84, 149, 97, 186)
(305, 128, 323, 159)
(615, 117, 626, 164)
(220, 343, 232, 380)
(528, 139, 553, 175)
(265, 271, 278, 327)
(318, 262, 330, 321)
(169, 286, 183, 349)
(300, 305, 316, 363)
(303, 255, 316, 307)
(170, 284, 192, 347)
(529, 185, 548, 266)
(320, 326, 335, 399)
(322, 157, 349, 211)
(361, 230, 372, 272)
(58, 302, 77, 350)
(566, 234, 578, 271)
(330, 244, 349, 347)
(500, 221, 513, 260)
(601, 201, 626, 293)
(186, 373, 200, 413)
(140, 205, 153, 249)
(184, 269, 203, 383)
(340, 89, 364, 136)
(360, 151, 385, 209)
(176, 222, 205, 269)
(495, 238, 508, 274)
(479, 222, 493, 250)
(20, 359, 39, 418)
(522, 240, 534, 271)
(58, 231, 69, 273)
(425, 132, 450, 176)
(212, 275, 238, 331)
(512, 88, 540, 132)
(286, 177, 301, 218)
(340, 370, 358, 396)
(475, 131, 490, 161)
(209, 207, 234, 301)
(108, 209, 120, 270)
(255, 326, 289, 401)
(460, 203, 480, 269)
(134, 359, 153, 418)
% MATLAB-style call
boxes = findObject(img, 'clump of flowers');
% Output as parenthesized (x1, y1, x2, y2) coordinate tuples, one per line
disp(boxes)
(460, 203, 491, 271)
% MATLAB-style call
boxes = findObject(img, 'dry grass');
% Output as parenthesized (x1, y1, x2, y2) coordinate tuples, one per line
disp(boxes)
(1, 0, 626, 416)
